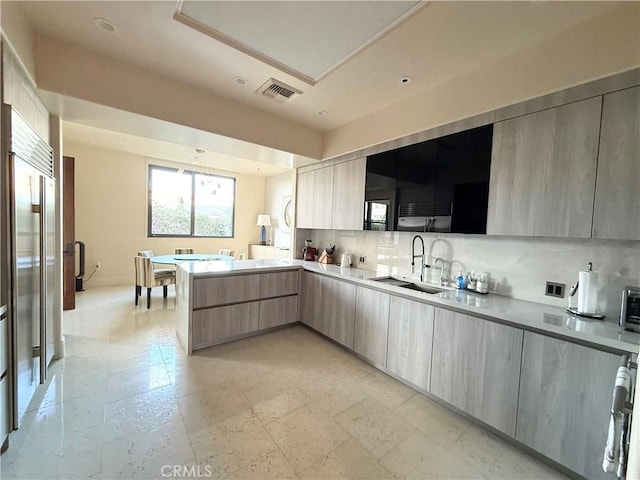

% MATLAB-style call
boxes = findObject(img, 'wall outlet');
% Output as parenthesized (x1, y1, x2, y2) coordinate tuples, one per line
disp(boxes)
(358, 256, 366, 264)
(96, 261, 102, 270)
(545, 281, 565, 298)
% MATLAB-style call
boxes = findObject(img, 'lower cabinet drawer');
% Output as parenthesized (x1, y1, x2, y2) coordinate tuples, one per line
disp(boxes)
(192, 302, 260, 349)
(259, 271, 299, 298)
(259, 296, 298, 329)
(193, 275, 261, 309)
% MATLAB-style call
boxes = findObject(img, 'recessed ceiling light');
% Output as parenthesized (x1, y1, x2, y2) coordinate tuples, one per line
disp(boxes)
(316, 110, 328, 117)
(94, 18, 117, 33)
(234, 76, 249, 86)
(399, 76, 412, 85)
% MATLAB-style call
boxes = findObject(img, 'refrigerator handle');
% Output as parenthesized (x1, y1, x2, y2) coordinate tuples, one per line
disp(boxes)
(38, 176, 46, 385)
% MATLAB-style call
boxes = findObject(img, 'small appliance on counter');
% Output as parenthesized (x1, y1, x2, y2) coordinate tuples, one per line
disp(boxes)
(567, 262, 605, 319)
(620, 286, 640, 333)
(303, 239, 317, 261)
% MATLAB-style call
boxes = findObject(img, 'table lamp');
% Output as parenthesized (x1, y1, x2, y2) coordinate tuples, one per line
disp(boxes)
(256, 214, 271, 245)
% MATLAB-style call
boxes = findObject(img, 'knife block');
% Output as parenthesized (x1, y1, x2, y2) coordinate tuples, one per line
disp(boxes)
(318, 251, 334, 264)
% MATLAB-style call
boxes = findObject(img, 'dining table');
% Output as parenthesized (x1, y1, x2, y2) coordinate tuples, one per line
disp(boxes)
(150, 253, 234, 264)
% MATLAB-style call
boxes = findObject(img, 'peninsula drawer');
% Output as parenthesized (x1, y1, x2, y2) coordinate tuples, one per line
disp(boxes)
(192, 302, 260, 349)
(192, 274, 261, 308)
(259, 270, 299, 298)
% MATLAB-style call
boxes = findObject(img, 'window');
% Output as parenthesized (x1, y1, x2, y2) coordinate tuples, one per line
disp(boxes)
(148, 165, 235, 237)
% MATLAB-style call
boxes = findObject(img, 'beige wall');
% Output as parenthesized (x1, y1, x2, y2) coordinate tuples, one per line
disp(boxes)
(264, 171, 293, 250)
(323, 3, 640, 159)
(64, 140, 265, 287)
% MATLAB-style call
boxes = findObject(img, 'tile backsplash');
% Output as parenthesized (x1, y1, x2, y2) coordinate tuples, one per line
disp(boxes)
(296, 229, 640, 321)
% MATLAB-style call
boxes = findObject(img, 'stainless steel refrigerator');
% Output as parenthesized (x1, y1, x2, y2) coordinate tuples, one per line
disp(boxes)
(2, 105, 55, 429)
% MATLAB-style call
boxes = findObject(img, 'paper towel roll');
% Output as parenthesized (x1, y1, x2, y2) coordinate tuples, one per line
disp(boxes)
(578, 270, 598, 314)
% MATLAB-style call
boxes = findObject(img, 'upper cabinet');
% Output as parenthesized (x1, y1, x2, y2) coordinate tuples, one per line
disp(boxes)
(365, 125, 493, 234)
(297, 76, 639, 240)
(296, 157, 365, 231)
(312, 166, 334, 229)
(487, 97, 602, 238)
(296, 170, 315, 229)
(332, 158, 366, 230)
(592, 86, 640, 240)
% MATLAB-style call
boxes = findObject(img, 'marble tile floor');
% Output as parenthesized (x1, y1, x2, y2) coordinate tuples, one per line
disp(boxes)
(1, 285, 570, 480)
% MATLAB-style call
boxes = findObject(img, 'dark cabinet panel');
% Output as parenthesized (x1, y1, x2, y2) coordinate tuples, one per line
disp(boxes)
(364, 151, 397, 231)
(364, 124, 492, 234)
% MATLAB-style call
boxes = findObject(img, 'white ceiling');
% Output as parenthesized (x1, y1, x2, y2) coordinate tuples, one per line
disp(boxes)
(175, 1, 421, 83)
(10, 1, 626, 174)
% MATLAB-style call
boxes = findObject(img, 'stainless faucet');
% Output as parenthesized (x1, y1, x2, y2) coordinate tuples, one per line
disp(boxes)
(434, 257, 447, 286)
(411, 235, 426, 282)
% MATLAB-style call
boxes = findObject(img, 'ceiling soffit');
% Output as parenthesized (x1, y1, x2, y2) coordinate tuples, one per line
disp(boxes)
(173, 0, 423, 85)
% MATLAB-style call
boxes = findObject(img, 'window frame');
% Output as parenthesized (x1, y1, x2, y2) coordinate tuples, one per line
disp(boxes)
(147, 164, 236, 238)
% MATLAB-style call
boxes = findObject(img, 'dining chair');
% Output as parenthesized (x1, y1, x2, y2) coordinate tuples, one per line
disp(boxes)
(219, 248, 235, 256)
(138, 249, 174, 273)
(237, 252, 246, 260)
(175, 248, 194, 254)
(134, 256, 176, 308)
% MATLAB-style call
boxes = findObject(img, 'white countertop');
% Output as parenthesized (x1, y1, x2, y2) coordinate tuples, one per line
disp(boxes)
(179, 259, 640, 354)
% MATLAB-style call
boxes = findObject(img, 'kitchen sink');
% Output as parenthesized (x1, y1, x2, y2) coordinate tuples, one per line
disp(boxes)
(371, 276, 445, 294)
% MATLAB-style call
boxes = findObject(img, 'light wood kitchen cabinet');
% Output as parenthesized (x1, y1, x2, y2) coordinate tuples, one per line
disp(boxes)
(487, 97, 602, 238)
(320, 275, 356, 348)
(516, 332, 621, 480)
(386, 296, 434, 391)
(192, 302, 260, 349)
(312, 166, 334, 229)
(296, 158, 366, 231)
(430, 308, 523, 436)
(300, 272, 356, 349)
(193, 274, 260, 308)
(300, 271, 323, 330)
(332, 157, 366, 230)
(296, 166, 333, 230)
(185, 270, 299, 352)
(354, 286, 390, 368)
(259, 296, 298, 330)
(592, 86, 640, 240)
(259, 271, 299, 298)
(296, 170, 315, 229)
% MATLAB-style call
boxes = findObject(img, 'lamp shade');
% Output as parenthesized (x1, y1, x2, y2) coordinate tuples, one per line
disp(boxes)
(256, 214, 272, 227)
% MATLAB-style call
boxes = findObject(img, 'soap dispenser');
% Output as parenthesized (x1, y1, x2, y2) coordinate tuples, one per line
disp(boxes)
(456, 270, 465, 289)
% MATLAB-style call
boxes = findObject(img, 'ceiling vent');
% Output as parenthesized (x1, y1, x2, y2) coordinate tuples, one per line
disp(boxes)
(256, 78, 302, 103)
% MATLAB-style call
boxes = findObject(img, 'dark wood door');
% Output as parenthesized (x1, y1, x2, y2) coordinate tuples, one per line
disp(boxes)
(62, 156, 75, 310)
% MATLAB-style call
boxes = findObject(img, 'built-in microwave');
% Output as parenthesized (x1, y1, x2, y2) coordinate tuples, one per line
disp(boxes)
(620, 286, 640, 333)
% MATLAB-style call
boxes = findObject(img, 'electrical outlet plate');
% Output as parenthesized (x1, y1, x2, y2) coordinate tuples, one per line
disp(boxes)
(545, 281, 565, 298)
(358, 256, 366, 264)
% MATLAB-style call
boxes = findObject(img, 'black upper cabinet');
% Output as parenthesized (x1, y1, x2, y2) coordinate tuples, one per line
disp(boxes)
(364, 124, 493, 234)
